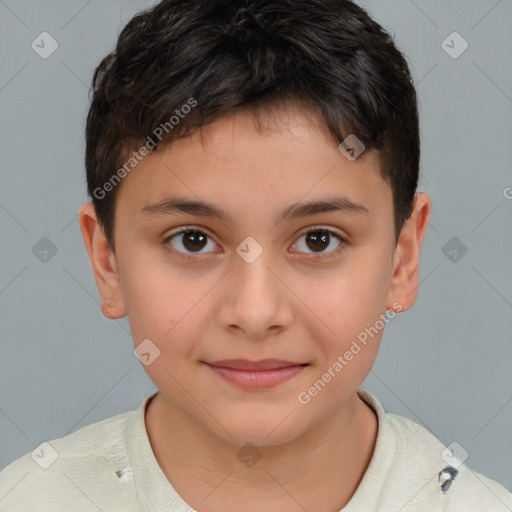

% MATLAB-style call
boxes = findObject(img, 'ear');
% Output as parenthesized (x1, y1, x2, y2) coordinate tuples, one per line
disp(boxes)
(78, 202, 126, 319)
(386, 192, 431, 312)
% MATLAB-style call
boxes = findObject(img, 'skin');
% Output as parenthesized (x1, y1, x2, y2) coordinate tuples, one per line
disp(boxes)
(79, 102, 431, 512)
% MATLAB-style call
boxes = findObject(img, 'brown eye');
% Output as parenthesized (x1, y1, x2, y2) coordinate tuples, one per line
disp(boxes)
(165, 229, 218, 255)
(292, 228, 345, 256)
(182, 230, 208, 252)
(305, 230, 330, 252)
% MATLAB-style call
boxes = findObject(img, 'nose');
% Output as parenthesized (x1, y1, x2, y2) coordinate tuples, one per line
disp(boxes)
(216, 245, 294, 340)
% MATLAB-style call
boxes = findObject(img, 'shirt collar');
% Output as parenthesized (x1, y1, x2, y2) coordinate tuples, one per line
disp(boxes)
(124, 388, 393, 511)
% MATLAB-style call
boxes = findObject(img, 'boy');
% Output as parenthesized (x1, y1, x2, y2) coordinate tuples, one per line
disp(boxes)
(1, 0, 511, 510)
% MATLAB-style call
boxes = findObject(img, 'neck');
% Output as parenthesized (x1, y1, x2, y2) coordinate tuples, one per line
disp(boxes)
(145, 391, 378, 512)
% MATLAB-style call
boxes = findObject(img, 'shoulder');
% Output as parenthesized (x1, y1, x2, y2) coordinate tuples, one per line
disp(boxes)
(387, 410, 512, 510)
(357, 389, 512, 511)
(0, 408, 137, 512)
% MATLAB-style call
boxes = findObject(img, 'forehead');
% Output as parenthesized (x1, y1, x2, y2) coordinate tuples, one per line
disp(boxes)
(114, 104, 391, 227)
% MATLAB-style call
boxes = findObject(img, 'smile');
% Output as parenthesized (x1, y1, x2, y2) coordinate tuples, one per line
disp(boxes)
(204, 359, 309, 390)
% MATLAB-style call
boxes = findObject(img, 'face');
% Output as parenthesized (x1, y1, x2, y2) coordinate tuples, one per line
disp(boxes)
(81, 103, 425, 446)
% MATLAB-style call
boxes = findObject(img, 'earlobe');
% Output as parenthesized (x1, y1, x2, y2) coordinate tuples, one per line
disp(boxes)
(78, 202, 127, 319)
(386, 193, 431, 312)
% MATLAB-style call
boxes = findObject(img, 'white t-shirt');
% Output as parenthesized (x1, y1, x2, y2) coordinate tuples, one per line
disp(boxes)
(1, 388, 511, 511)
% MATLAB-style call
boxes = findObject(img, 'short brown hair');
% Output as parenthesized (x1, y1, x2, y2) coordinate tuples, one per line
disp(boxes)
(85, 0, 420, 251)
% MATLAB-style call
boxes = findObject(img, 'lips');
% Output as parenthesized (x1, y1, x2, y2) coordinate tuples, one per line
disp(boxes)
(204, 359, 308, 389)
(206, 359, 305, 371)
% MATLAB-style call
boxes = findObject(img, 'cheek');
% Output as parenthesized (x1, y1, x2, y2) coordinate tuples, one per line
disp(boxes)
(300, 272, 388, 410)
(308, 260, 391, 363)
(120, 266, 214, 383)
(117, 251, 191, 348)
(315, 263, 389, 328)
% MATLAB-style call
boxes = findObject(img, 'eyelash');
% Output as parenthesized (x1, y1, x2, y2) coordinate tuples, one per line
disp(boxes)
(163, 225, 348, 261)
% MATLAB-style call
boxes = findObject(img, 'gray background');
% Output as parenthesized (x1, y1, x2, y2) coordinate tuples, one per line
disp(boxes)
(1, 0, 511, 495)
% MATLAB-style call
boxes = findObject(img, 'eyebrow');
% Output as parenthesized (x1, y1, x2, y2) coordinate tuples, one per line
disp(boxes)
(140, 195, 369, 224)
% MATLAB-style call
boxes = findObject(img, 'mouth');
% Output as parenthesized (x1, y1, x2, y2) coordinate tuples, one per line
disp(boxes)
(203, 359, 309, 389)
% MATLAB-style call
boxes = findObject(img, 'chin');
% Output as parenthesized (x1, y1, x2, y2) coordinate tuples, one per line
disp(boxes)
(218, 426, 302, 448)
(204, 405, 309, 447)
